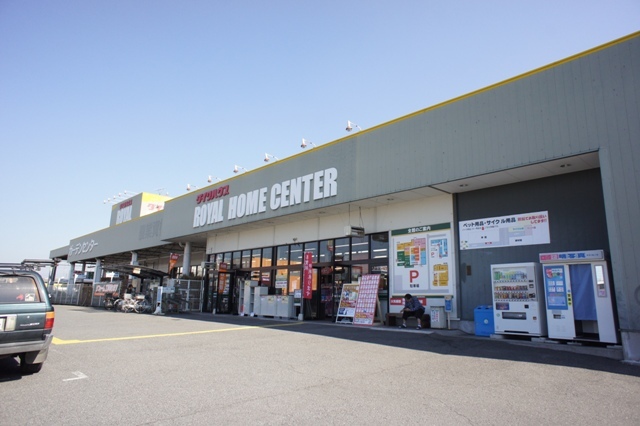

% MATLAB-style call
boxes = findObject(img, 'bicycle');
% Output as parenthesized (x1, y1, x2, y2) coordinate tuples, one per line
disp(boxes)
(115, 293, 137, 313)
(103, 292, 120, 310)
(133, 294, 153, 314)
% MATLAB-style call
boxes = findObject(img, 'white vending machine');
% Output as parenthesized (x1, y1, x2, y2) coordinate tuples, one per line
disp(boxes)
(491, 262, 547, 336)
(539, 250, 618, 344)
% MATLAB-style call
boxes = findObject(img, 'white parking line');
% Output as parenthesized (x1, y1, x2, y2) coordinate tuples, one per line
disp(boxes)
(63, 371, 88, 382)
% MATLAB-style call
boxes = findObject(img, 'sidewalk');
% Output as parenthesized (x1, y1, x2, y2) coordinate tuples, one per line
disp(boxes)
(335, 318, 627, 361)
(188, 311, 626, 362)
(375, 323, 625, 361)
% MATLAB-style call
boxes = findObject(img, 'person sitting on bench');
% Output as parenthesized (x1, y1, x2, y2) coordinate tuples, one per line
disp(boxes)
(399, 293, 425, 329)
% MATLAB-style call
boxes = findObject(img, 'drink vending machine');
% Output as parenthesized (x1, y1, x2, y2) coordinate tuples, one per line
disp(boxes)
(491, 262, 547, 336)
(539, 250, 618, 344)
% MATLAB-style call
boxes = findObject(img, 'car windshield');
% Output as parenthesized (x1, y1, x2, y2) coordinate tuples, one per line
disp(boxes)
(0, 276, 41, 303)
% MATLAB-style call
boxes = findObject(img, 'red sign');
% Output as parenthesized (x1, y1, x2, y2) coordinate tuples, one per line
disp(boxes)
(195, 185, 230, 204)
(169, 253, 180, 271)
(303, 252, 313, 300)
(390, 296, 427, 306)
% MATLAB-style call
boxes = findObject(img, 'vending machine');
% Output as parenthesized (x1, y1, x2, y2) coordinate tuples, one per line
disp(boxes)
(491, 262, 547, 336)
(539, 250, 618, 344)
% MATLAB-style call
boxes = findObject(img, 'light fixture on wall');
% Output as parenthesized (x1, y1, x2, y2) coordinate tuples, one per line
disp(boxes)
(264, 153, 279, 162)
(186, 184, 198, 191)
(301, 138, 317, 149)
(207, 175, 221, 183)
(233, 165, 248, 173)
(103, 190, 138, 204)
(346, 120, 362, 132)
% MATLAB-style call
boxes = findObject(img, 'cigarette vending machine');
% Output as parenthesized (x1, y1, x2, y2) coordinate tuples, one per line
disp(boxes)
(491, 262, 546, 336)
(539, 250, 618, 344)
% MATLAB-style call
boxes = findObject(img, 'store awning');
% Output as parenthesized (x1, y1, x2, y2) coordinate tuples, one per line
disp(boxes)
(106, 265, 169, 280)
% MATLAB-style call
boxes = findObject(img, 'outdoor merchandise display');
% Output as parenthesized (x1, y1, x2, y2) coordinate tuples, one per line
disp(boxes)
(335, 275, 382, 325)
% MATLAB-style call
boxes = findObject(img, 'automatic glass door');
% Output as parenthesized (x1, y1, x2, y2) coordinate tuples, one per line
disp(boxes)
(215, 272, 235, 314)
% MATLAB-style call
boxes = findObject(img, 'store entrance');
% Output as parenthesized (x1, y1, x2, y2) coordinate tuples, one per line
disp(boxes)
(214, 271, 238, 314)
(314, 266, 350, 321)
(314, 270, 333, 320)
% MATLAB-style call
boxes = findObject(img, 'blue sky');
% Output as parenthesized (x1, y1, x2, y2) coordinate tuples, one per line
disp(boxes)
(1, 0, 638, 263)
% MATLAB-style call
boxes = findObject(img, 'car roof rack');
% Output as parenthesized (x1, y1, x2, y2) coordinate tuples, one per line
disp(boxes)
(21, 259, 58, 267)
(0, 263, 30, 272)
(0, 259, 58, 272)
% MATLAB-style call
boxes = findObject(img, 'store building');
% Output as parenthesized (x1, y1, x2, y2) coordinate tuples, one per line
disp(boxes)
(51, 32, 640, 362)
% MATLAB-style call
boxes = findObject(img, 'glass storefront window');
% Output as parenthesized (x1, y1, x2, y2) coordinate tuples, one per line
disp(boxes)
(275, 269, 288, 294)
(241, 250, 251, 268)
(334, 237, 350, 262)
(351, 264, 368, 282)
(319, 239, 334, 264)
(304, 242, 319, 263)
(232, 251, 241, 269)
(334, 265, 349, 284)
(351, 236, 369, 260)
(210, 234, 389, 301)
(262, 247, 273, 267)
(289, 270, 301, 294)
(276, 245, 289, 266)
(261, 271, 272, 286)
(251, 248, 261, 268)
(290, 243, 303, 265)
(371, 233, 389, 259)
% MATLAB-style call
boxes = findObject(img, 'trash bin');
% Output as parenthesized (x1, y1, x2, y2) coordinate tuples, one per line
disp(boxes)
(430, 306, 446, 329)
(474, 305, 495, 336)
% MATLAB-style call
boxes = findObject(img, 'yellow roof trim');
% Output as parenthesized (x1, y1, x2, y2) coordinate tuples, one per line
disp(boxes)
(349, 31, 640, 136)
(169, 31, 640, 196)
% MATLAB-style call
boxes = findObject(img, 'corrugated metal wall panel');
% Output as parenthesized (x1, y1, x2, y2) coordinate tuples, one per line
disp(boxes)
(596, 38, 640, 335)
(457, 169, 609, 320)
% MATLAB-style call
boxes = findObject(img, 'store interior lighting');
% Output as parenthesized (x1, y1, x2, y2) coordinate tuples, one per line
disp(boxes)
(103, 190, 138, 204)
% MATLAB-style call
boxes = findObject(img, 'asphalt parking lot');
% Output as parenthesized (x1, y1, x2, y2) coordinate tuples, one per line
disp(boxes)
(2, 306, 639, 425)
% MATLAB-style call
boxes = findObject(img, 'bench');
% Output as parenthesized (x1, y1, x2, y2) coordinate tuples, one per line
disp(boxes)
(385, 312, 430, 328)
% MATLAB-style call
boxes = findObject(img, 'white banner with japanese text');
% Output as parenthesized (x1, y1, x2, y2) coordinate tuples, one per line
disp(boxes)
(459, 211, 550, 250)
